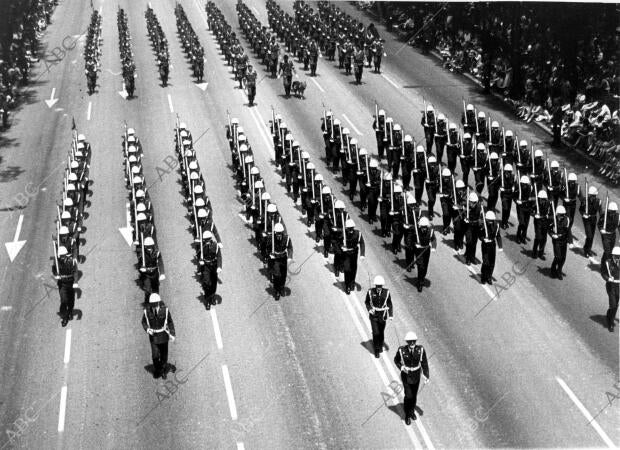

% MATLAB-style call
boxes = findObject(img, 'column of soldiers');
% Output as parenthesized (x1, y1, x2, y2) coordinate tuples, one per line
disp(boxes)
(145, 5, 170, 87)
(175, 3, 204, 82)
(117, 8, 136, 98)
(52, 128, 91, 327)
(121, 125, 165, 305)
(225, 116, 293, 300)
(173, 118, 223, 309)
(268, 109, 367, 295)
(84, 9, 102, 96)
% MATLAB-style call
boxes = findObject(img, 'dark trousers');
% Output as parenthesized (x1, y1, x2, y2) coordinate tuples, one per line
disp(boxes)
(201, 264, 218, 297)
(58, 279, 75, 320)
(465, 226, 478, 263)
(440, 198, 452, 230)
(401, 373, 421, 419)
(516, 205, 530, 243)
(480, 242, 496, 282)
(606, 282, 619, 327)
(500, 194, 512, 227)
(551, 239, 567, 274)
(368, 191, 379, 221)
(141, 270, 160, 302)
(369, 316, 386, 353)
(582, 217, 596, 254)
(453, 218, 465, 250)
(413, 247, 430, 283)
(460, 159, 471, 187)
(270, 258, 287, 292)
(150, 340, 169, 375)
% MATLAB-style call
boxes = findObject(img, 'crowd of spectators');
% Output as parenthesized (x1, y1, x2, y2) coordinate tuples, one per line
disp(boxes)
(358, 1, 619, 182)
(0, 0, 57, 129)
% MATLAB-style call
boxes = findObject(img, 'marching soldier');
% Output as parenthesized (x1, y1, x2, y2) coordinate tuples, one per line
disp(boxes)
(198, 230, 223, 309)
(486, 153, 501, 211)
(421, 104, 436, 152)
(602, 247, 620, 332)
(531, 189, 551, 259)
(412, 216, 436, 292)
(365, 276, 393, 358)
(479, 211, 503, 284)
(446, 123, 460, 173)
(316, 186, 332, 244)
(434, 114, 448, 164)
(499, 163, 515, 229)
(394, 331, 430, 424)
(425, 156, 440, 218)
(452, 180, 467, 251)
(544, 160, 562, 206)
(379, 172, 393, 237)
(476, 111, 488, 142)
(402, 134, 415, 189)
(550, 205, 570, 280)
(515, 175, 533, 244)
(464, 192, 481, 265)
(562, 172, 580, 248)
(580, 185, 601, 258)
(390, 123, 403, 176)
(269, 223, 293, 300)
(391, 185, 405, 253)
(412, 146, 426, 204)
(138, 236, 164, 303)
(341, 219, 365, 294)
(439, 168, 455, 234)
(462, 103, 476, 135)
(472, 143, 488, 195)
(53, 245, 78, 327)
(142, 293, 176, 379)
(488, 121, 502, 154)
(367, 159, 381, 223)
(530, 149, 545, 190)
(372, 108, 386, 160)
(599, 201, 619, 267)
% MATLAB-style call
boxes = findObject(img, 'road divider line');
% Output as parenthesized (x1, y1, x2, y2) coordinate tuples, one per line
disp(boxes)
(222, 365, 238, 420)
(381, 73, 400, 89)
(210, 309, 223, 350)
(310, 77, 325, 93)
(237, 443, 245, 450)
(555, 377, 616, 448)
(465, 265, 495, 299)
(87, 101, 92, 121)
(167, 94, 174, 113)
(193, 0, 209, 27)
(58, 386, 67, 432)
(247, 104, 275, 159)
(342, 113, 363, 136)
(63, 329, 71, 364)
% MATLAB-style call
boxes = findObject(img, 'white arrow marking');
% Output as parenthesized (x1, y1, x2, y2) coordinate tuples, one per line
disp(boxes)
(45, 88, 58, 108)
(196, 82, 208, 91)
(118, 82, 128, 99)
(5, 214, 26, 262)
(118, 202, 133, 246)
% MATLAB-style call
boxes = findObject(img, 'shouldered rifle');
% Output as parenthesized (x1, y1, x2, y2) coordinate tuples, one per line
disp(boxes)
(424, 150, 429, 180)
(551, 201, 557, 234)
(323, 108, 327, 134)
(199, 225, 204, 260)
(474, 136, 478, 168)
(482, 206, 488, 238)
(452, 175, 457, 202)
(271, 220, 275, 254)
(500, 157, 504, 188)
(403, 192, 409, 224)
(53, 241, 59, 276)
(302, 158, 307, 187)
(401, 133, 405, 158)
(310, 171, 315, 197)
(320, 182, 324, 213)
(140, 232, 146, 269)
(271, 106, 275, 135)
(331, 195, 336, 224)
(434, 110, 438, 131)
(439, 167, 443, 192)
(413, 205, 420, 244)
(517, 135, 522, 164)
(585, 179, 589, 215)
(462, 98, 467, 126)
(475, 108, 479, 134)
(389, 121, 393, 147)
(460, 130, 464, 156)
(534, 183, 540, 215)
(390, 179, 394, 213)
(330, 109, 334, 138)
(564, 167, 568, 197)
(502, 127, 506, 154)
(374, 101, 378, 128)
(547, 157, 551, 187)
(467, 187, 470, 218)
(380, 170, 383, 197)
(487, 116, 491, 141)
(530, 144, 535, 175)
(424, 99, 428, 126)
(342, 212, 347, 247)
(365, 155, 370, 186)
(604, 192, 609, 229)
(518, 170, 522, 200)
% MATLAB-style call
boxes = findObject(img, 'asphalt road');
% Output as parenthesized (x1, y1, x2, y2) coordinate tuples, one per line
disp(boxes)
(0, 0, 617, 449)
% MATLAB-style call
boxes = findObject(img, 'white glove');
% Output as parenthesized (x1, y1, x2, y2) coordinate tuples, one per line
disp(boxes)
(217, 268, 222, 274)
(169, 334, 176, 342)
(147, 328, 154, 336)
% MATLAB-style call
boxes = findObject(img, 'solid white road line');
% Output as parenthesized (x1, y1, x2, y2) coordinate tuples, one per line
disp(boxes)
(342, 113, 363, 136)
(63, 329, 72, 365)
(237, 443, 245, 450)
(167, 94, 174, 113)
(252, 6, 260, 16)
(247, 104, 276, 159)
(193, 0, 209, 27)
(222, 365, 238, 420)
(58, 386, 67, 432)
(381, 73, 400, 89)
(555, 377, 616, 448)
(210, 309, 223, 350)
(310, 77, 325, 93)
(465, 264, 495, 299)
(87, 101, 92, 121)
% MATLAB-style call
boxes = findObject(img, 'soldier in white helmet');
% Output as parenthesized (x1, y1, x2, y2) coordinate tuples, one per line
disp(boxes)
(464, 191, 482, 264)
(602, 247, 620, 332)
(599, 201, 619, 267)
(372, 108, 387, 160)
(394, 331, 429, 424)
(486, 152, 501, 211)
(198, 230, 223, 308)
(531, 189, 551, 259)
(561, 172, 579, 247)
(316, 187, 333, 245)
(142, 293, 176, 379)
(53, 245, 78, 327)
(269, 223, 293, 300)
(579, 185, 601, 258)
(550, 205, 570, 280)
(434, 113, 448, 164)
(446, 123, 461, 173)
(421, 104, 436, 152)
(365, 275, 393, 358)
(479, 211, 503, 284)
(514, 175, 534, 244)
(367, 158, 381, 223)
(340, 219, 365, 294)
(412, 216, 436, 292)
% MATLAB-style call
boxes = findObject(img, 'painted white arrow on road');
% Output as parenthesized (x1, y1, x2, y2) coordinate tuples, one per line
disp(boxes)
(45, 88, 58, 108)
(5, 214, 27, 262)
(118, 82, 128, 100)
(196, 82, 208, 91)
(118, 202, 133, 246)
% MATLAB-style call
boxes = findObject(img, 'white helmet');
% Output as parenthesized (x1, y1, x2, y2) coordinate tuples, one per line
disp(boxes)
(149, 293, 161, 303)
(285, 133, 293, 141)
(188, 161, 198, 170)
(59, 226, 70, 235)
(61, 211, 71, 219)
(556, 205, 566, 214)
(491, 121, 499, 128)
(406, 195, 416, 204)
(519, 140, 528, 147)
(58, 246, 69, 256)
(136, 203, 146, 212)
(359, 148, 368, 156)
(534, 149, 543, 158)
(307, 162, 315, 170)
(568, 173, 577, 181)
(404, 134, 413, 142)
(588, 186, 598, 195)
(345, 219, 355, 228)
(504, 164, 513, 171)
(537, 190, 548, 199)
(613, 247, 620, 256)
(463, 132, 471, 140)
(239, 144, 248, 152)
(477, 143, 486, 151)
(203, 230, 213, 240)
(250, 167, 260, 175)
(449, 123, 457, 130)
(550, 160, 559, 168)
(369, 159, 379, 168)
(428, 156, 436, 163)
(394, 124, 402, 131)
(468, 192, 478, 202)
(490, 152, 499, 159)
(350, 138, 358, 146)
(437, 114, 446, 121)
(315, 174, 324, 181)
(466, 104, 474, 111)
(442, 168, 451, 177)
(609, 202, 618, 211)
(194, 185, 204, 194)
(237, 126, 245, 134)
(180, 122, 187, 130)
(77, 134, 86, 142)
(180, 130, 188, 138)
(404, 331, 418, 341)
(342, 127, 350, 135)
(394, 184, 403, 193)
(419, 217, 430, 227)
(455, 180, 465, 188)
(144, 237, 155, 246)
(426, 104, 434, 112)
(267, 204, 277, 213)
(485, 211, 496, 220)
(254, 180, 264, 189)
(231, 118, 239, 125)
(416, 145, 425, 153)
(378, 109, 385, 116)
(478, 111, 486, 118)
(333, 119, 341, 126)
(322, 186, 331, 194)
(373, 275, 385, 286)
(334, 200, 345, 209)
(274, 223, 284, 233)
(195, 198, 206, 208)
(384, 172, 392, 181)
(197, 208, 208, 218)
(301, 151, 310, 159)
(127, 127, 135, 135)
(520, 175, 530, 184)
(505, 130, 513, 137)
(63, 198, 73, 207)
(244, 156, 253, 164)
(261, 193, 271, 201)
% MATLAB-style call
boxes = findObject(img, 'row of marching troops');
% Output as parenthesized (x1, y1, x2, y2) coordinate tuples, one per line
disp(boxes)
(84, 9, 102, 96)
(117, 8, 136, 98)
(175, 3, 205, 82)
(225, 116, 293, 300)
(267, 110, 371, 294)
(173, 119, 223, 309)
(145, 5, 170, 87)
(121, 126, 165, 304)
(52, 129, 91, 327)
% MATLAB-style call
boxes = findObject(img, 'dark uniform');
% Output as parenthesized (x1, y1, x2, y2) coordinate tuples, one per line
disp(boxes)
(198, 236, 223, 308)
(412, 218, 436, 292)
(142, 297, 176, 379)
(602, 252, 620, 332)
(579, 189, 602, 258)
(479, 213, 502, 284)
(531, 192, 551, 259)
(598, 204, 619, 267)
(394, 339, 429, 423)
(550, 209, 570, 280)
(515, 177, 533, 244)
(365, 285, 393, 357)
(341, 224, 366, 294)
(499, 166, 515, 229)
(53, 251, 77, 327)
(269, 228, 293, 299)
